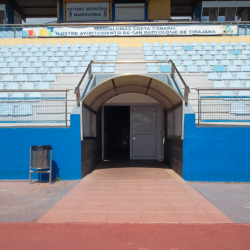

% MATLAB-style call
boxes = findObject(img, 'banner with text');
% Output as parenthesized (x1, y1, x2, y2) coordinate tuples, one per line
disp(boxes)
(66, 2, 110, 22)
(23, 25, 238, 37)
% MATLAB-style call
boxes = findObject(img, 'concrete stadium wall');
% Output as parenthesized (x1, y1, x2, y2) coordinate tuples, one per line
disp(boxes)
(0, 114, 81, 181)
(183, 114, 250, 182)
(1, 36, 250, 48)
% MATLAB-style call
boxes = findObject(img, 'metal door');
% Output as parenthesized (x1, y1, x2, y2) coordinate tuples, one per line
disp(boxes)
(130, 105, 163, 160)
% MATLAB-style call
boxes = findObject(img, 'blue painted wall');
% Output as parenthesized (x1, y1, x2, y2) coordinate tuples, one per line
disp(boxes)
(0, 114, 81, 180)
(183, 114, 250, 182)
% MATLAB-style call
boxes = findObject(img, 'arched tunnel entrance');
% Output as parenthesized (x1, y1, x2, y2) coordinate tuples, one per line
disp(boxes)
(80, 74, 185, 178)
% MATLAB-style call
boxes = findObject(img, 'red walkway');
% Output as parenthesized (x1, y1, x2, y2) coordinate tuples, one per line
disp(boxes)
(39, 167, 232, 223)
(1, 223, 250, 250)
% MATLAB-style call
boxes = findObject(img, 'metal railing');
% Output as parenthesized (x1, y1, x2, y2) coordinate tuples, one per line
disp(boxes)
(197, 88, 250, 126)
(0, 89, 68, 125)
(74, 60, 190, 107)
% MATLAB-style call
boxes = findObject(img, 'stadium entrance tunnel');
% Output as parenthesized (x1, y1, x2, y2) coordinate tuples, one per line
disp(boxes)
(80, 74, 185, 178)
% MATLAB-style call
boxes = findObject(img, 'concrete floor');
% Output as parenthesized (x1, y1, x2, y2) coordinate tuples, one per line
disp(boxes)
(189, 182, 250, 223)
(0, 180, 79, 222)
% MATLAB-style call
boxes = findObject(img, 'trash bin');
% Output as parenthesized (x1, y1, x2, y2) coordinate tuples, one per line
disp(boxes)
(29, 145, 53, 184)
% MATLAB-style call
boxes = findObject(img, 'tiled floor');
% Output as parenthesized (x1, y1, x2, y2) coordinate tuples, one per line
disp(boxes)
(39, 165, 233, 223)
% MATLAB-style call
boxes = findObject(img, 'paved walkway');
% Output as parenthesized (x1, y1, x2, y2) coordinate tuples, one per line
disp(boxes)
(39, 163, 232, 223)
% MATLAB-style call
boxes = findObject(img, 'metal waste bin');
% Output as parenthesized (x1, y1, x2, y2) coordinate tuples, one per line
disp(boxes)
(29, 145, 53, 184)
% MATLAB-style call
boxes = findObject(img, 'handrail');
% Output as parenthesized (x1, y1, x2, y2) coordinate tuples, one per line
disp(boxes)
(74, 60, 190, 107)
(196, 88, 250, 91)
(1, 21, 250, 27)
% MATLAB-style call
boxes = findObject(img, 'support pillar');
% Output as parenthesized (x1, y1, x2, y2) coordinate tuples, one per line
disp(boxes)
(225, 7, 236, 21)
(58, 0, 63, 23)
(209, 8, 218, 21)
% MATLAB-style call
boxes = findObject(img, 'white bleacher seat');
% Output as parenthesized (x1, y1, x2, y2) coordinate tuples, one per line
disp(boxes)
(162, 43, 170, 47)
(107, 56, 116, 61)
(92, 43, 100, 47)
(50, 48, 57, 53)
(51, 57, 59, 62)
(181, 42, 189, 46)
(31, 48, 38, 53)
(187, 66, 199, 73)
(7, 82, 19, 89)
(102, 43, 109, 47)
(183, 60, 193, 66)
(96, 56, 105, 61)
(204, 46, 213, 51)
(38, 82, 50, 89)
(200, 42, 208, 46)
(44, 62, 54, 68)
(29, 57, 37, 62)
(50, 67, 62, 74)
(155, 51, 164, 56)
(180, 55, 189, 61)
(80, 47, 88, 52)
(147, 66, 158, 73)
(11, 68, 23, 74)
(246, 60, 250, 65)
(29, 75, 42, 82)
(56, 52, 64, 57)
(229, 42, 237, 46)
(92, 67, 102, 73)
(109, 51, 118, 56)
(26, 44, 34, 49)
(84, 55, 94, 61)
(144, 51, 153, 56)
(0, 68, 10, 74)
(45, 44, 52, 48)
(227, 55, 236, 60)
(69, 62, 78, 67)
(176, 51, 185, 55)
(143, 43, 150, 47)
(13, 104, 33, 116)
(15, 75, 27, 82)
(100, 47, 108, 51)
(57, 62, 66, 67)
(152, 43, 160, 47)
(35, 52, 43, 57)
(62, 57, 71, 62)
(103, 67, 115, 73)
(0, 104, 14, 116)
(176, 66, 186, 73)
(221, 73, 234, 80)
(156, 56, 166, 61)
(9, 62, 19, 68)
(153, 47, 162, 51)
(241, 66, 250, 72)
(215, 55, 224, 60)
(187, 51, 196, 56)
(236, 72, 248, 80)
(81, 62, 90, 67)
(60, 48, 68, 52)
(208, 61, 219, 66)
(11, 93, 25, 99)
(210, 42, 218, 46)
(73, 57, 82, 62)
(238, 55, 248, 60)
(235, 45, 243, 50)
(74, 43, 81, 48)
(21, 62, 30, 68)
(2, 76, 14, 82)
(163, 47, 171, 51)
(71, 47, 79, 52)
(3, 52, 12, 58)
(38, 68, 49, 74)
(214, 45, 223, 51)
(67, 52, 76, 56)
(229, 80, 242, 88)
(111, 43, 118, 47)
(198, 51, 206, 55)
(234, 60, 243, 66)
(173, 46, 182, 51)
(221, 60, 231, 66)
(239, 42, 247, 46)
(238, 91, 250, 96)
(242, 50, 250, 55)
(40, 48, 47, 52)
(228, 66, 240, 72)
(0, 92, 8, 101)
(190, 42, 198, 46)
(213, 81, 226, 88)
(192, 55, 201, 61)
(20, 48, 28, 53)
(25, 68, 36, 74)
(207, 73, 220, 81)
(40, 57, 49, 62)
(22, 82, 34, 89)
(246, 81, 250, 87)
(6, 58, 15, 63)
(83, 43, 91, 47)
(11, 48, 18, 53)
(17, 44, 24, 48)
(110, 47, 118, 51)
(145, 56, 154, 61)
(77, 52, 85, 56)
(220, 90, 235, 96)
(196, 61, 207, 66)
(7, 44, 15, 49)
(45, 75, 56, 81)
(168, 55, 177, 61)
(220, 42, 228, 46)
(87, 51, 96, 56)
(201, 66, 213, 73)
(203, 55, 213, 60)
(0, 62, 6, 67)
(33, 62, 43, 68)
(76, 67, 87, 73)
(0, 58, 4, 62)
(1, 48, 8, 53)
(29, 92, 42, 98)
(64, 67, 75, 74)
(54, 44, 62, 48)
(165, 51, 174, 56)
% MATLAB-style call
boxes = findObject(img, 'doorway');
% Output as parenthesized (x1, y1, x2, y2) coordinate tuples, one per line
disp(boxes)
(104, 106, 130, 160)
